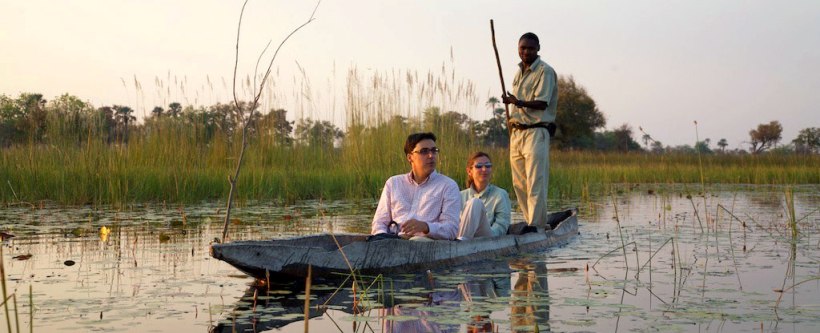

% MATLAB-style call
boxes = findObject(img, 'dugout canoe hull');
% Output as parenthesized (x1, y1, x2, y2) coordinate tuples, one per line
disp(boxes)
(210, 209, 578, 280)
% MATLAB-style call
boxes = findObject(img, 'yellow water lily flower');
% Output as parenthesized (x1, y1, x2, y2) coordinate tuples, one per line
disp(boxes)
(100, 226, 111, 242)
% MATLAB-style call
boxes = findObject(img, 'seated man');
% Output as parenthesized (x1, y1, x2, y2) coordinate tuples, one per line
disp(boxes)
(371, 132, 490, 241)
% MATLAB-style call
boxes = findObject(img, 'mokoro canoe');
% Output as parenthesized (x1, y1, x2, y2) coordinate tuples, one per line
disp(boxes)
(210, 208, 578, 280)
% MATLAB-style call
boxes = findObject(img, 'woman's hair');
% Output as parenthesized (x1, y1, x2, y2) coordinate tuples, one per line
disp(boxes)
(465, 151, 491, 189)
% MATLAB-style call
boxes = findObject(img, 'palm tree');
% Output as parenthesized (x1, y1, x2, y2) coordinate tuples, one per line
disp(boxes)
(113, 105, 136, 143)
(151, 106, 164, 118)
(641, 134, 652, 149)
(485, 97, 500, 111)
(168, 102, 182, 118)
(717, 138, 728, 152)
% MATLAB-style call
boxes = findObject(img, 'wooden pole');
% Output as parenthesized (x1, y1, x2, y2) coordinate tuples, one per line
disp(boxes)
(490, 19, 511, 134)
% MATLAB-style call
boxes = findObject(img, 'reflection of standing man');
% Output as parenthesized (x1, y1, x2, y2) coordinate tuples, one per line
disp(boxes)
(502, 32, 558, 227)
(510, 267, 550, 331)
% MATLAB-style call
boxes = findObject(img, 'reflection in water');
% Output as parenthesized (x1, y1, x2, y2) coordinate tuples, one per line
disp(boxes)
(380, 285, 462, 333)
(510, 261, 549, 332)
(380, 275, 516, 333)
(2, 186, 819, 332)
(210, 260, 557, 333)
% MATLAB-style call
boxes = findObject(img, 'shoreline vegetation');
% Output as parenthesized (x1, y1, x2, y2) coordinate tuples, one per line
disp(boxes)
(2, 69, 817, 206)
(1, 142, 817, 205)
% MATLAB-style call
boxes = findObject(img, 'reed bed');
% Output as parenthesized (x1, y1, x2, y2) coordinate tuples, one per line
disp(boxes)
(1, 67, 817, 205)
(1, 142, 816, 205)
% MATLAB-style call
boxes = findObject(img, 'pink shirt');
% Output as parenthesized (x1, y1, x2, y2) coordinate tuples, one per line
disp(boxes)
(371, 171, 462, 240)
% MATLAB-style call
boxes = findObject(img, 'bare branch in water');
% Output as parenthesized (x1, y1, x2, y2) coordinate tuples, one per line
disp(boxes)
(221, 1, 320, 242)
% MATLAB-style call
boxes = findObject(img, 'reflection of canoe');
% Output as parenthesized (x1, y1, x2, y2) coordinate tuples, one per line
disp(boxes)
(211, 273, 513, 333)
(210, 209, 578, 280)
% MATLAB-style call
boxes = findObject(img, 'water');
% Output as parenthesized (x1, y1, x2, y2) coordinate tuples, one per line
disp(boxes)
(0, 185, 818, 332)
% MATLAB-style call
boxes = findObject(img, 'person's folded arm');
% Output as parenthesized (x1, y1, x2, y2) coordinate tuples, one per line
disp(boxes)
(490, 192, 512, 237)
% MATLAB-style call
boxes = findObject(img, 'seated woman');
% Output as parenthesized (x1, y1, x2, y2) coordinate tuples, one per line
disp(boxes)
(458, 152, 512, 239)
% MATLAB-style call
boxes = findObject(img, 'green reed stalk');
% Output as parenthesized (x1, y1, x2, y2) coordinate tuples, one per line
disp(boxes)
(785, 187, 798, 239)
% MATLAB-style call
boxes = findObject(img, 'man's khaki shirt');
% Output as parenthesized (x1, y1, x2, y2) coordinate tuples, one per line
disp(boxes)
(510, 57, 558, 125)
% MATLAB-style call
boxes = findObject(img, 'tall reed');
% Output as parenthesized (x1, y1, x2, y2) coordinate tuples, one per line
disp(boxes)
(1, 70, 818, 205)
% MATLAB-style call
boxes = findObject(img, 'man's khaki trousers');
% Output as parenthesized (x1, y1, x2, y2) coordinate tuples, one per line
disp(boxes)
(510, 127, 550, 227)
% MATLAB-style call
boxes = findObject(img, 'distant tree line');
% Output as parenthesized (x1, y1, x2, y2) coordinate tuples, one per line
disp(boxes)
(2, 76, 817, 154)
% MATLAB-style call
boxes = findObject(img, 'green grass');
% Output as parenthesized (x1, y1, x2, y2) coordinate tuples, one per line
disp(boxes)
(1, 139, 817, 205)
(2, 68, 817, 205)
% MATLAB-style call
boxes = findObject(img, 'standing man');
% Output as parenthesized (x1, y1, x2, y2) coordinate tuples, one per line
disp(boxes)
(502, 32, 558, 228)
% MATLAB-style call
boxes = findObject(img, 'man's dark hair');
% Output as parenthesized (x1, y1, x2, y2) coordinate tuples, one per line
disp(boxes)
(404, 132, 437, 154)
(519, 32, 540, 45)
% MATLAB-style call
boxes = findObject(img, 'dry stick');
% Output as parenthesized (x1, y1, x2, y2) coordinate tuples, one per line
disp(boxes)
(614, 268, 629, 332)
(775, 277, 820, 308)
(28, 285, 31, 333)
(775, 188, 800, 314)
(0, 246, 12, 333)
(489, 20, 511, 135)
(647, 228, 653, 288)
(636, 237, 673, 275)
(6, 181, 19, 202)
(355, 275, 385, 313)
(252, 288, 258, 314)
(320, 274, 353, 307)
(721, 204, 744, 291)
(12, 294, 19, 333)
(220, 0, 320, 242)
(688, 197, 705, 233)
(591, 241, 637, 271)
(303, 265, 312, 333)
(717, 204, 752, 232)
(322, 311, 344, 332)
(610, 188, 629, 269)
(0, 295, 11, 308)
(645, 287, 670, 306)
(327, 232, 366, 322)
(671, 233, 679, 304)
(700, 235, 709, 303)
(775, 242, 797, 318)
(208, 302, 213, 329)
(693, 120, 710, 230)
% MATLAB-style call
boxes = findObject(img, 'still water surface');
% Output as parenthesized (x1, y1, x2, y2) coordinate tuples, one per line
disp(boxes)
(0, 185, 818, 332)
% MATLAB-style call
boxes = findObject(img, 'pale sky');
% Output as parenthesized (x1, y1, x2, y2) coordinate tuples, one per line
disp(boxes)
(1, 0, 819, 148)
